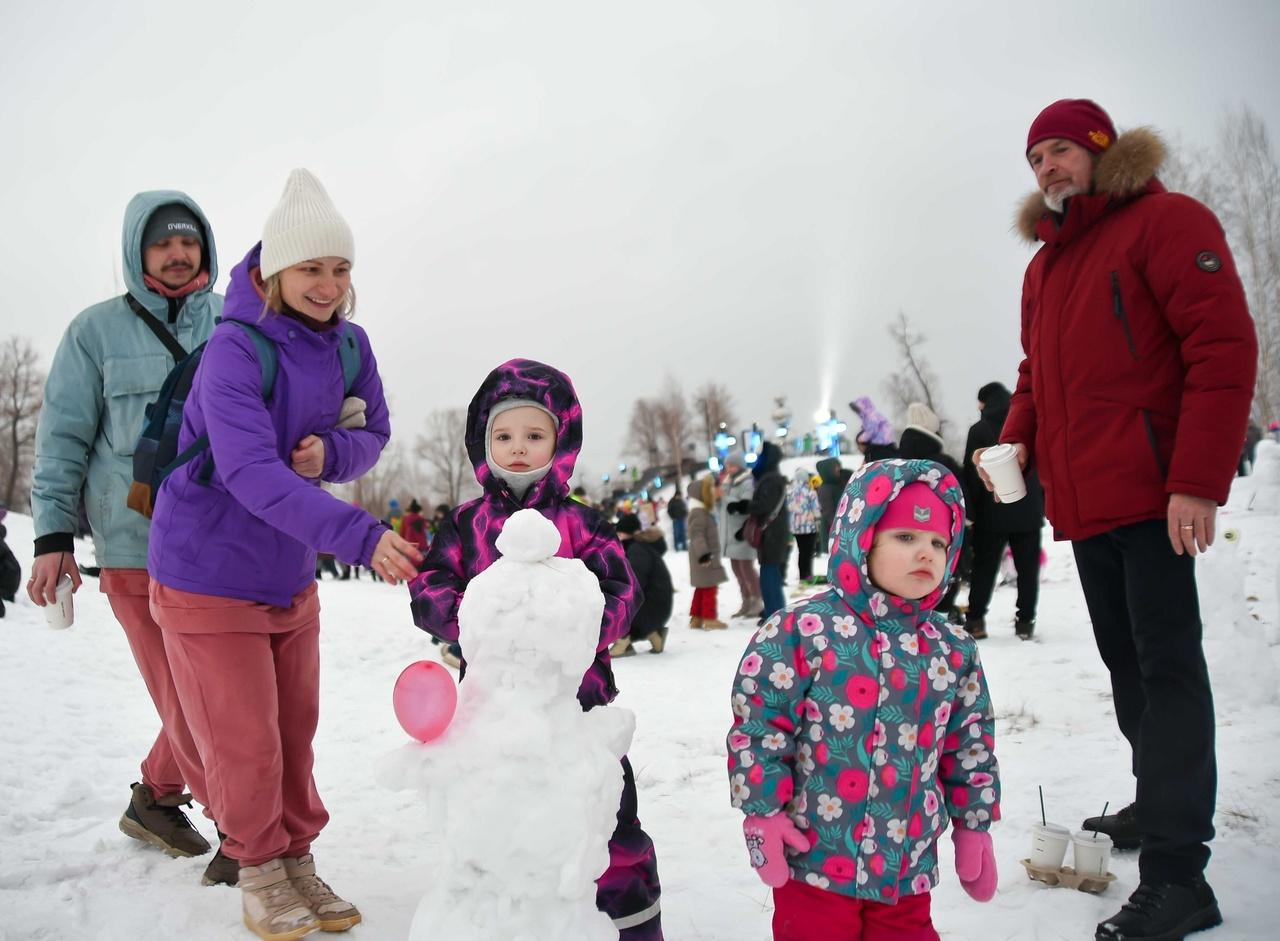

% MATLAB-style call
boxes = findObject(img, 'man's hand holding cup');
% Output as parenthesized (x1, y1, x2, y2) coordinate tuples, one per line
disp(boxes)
(973, 442, 1029, 504)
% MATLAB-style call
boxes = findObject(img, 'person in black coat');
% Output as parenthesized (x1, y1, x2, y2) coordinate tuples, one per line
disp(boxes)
(1, 508, 22, 618)
(745, 442, 790, 624)
(610, 513, 674, 655)
(815, 457, 843, 556)
(666, 493, 688, 551)
(896, 404, 967, 622)
(962, 381, 1046, 640)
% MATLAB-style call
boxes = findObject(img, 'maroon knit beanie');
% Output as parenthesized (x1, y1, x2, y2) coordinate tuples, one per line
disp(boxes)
(1026, 99, 1117, 155)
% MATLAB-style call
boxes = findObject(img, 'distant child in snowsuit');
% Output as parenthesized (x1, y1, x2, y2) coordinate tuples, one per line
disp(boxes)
(728, 459, 1000, 941)
(408, 358, 664, 940)
(686, 476, 729, 629)
(611, 512, 674, 656)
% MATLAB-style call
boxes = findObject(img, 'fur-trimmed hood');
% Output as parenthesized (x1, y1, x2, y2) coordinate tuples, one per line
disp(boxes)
(1015, 126, 1166, 243)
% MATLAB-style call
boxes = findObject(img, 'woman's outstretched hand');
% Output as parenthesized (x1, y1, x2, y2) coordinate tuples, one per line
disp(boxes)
(372, 530, 423, 585)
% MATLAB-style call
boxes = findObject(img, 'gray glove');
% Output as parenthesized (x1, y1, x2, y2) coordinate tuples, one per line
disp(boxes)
(337, 396, 366, 429)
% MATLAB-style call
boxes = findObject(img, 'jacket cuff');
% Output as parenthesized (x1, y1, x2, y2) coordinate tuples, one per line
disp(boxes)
(34, 533, 75, 556)
(319, 431, 339, 480)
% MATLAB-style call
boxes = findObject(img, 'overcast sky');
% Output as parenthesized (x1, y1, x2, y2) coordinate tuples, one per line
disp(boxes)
(3, 0, 1278, 489)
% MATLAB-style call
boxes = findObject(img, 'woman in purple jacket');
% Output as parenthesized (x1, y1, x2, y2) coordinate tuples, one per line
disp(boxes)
(148, 169, 422, 940)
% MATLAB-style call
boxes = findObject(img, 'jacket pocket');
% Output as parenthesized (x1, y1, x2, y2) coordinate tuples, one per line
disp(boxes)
(1140, 409, 1168, 478)
(103, 353, 171, 456)
(1110, 272, 1140, 360)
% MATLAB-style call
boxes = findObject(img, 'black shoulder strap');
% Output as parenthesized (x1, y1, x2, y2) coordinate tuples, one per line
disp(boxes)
(125, 294, 187, 362)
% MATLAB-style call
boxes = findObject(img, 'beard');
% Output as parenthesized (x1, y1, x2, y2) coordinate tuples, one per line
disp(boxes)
(1042, 182, 1084, 213)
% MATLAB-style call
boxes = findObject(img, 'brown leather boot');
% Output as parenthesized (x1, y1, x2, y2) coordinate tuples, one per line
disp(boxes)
(689, 617, 704, 629)
(118, 782, 211, 858)
(701, 617, 729, 629)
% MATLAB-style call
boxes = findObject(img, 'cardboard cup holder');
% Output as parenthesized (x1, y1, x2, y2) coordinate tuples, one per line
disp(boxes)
(1020, 858, 1116, 894)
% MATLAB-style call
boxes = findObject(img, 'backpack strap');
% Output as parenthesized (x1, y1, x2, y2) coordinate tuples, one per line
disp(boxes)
(229, 321, 279, 400)
(337, 327, 361, 394)
(125, 294, 187, 362)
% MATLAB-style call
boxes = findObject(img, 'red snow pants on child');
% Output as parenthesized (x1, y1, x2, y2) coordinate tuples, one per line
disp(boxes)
(151, 582, 329, 867)
(101, 568, 207, 806)
(772, 880, 940, 941)
(690, 586, 718, 620)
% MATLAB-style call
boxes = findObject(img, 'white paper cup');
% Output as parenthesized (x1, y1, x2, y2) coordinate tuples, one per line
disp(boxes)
(980, 444, 1028, 503)
(1072, 830, 1113, 877)
(43, 573, 75, 629)
(1029, 822, 1071, 869)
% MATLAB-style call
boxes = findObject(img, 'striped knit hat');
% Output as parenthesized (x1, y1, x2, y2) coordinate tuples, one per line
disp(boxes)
(260, 169, 354, 278)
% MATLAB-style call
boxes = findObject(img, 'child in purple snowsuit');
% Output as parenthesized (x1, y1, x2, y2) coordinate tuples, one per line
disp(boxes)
(408, 358, 663, 939)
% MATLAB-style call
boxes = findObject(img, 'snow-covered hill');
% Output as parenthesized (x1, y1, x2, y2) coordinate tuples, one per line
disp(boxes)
(2, 446, 1278, 939)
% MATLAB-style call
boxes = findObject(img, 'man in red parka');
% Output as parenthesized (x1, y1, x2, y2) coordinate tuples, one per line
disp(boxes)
(979, 99, 1257, 941)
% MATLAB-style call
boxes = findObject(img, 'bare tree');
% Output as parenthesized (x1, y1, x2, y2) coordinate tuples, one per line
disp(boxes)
(881, 311, 946, 430)
(1165, 111, 1280, 424)
(415, 407, 477, 506)
(627, 399, 663, 467)
(0, 336, 44, 510)
(692, 382, 738, 454)
(1215, 108, 1280, 425)
(652, 378, 694, 491)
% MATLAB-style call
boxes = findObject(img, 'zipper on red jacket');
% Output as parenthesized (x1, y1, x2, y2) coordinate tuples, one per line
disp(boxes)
(1110, 272, 1140, 360)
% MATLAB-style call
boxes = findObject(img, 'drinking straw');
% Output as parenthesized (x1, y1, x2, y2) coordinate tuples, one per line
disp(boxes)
(1091, 802, 1109, 837)
(1039, 785, 1046, 827)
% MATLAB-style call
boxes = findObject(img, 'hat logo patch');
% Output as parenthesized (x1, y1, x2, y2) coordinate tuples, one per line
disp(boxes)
(913, 506, 931, 523)
(1088, 129, 1111, 149)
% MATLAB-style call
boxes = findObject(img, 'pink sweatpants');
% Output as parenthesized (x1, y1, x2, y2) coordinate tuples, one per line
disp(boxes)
(101, 569, 207, 807)
(152, 585, 328, 867)
(772, 880, 940, 941)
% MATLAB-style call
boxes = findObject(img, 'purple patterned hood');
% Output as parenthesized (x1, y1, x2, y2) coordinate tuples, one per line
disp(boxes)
(465, 358, 584, 508)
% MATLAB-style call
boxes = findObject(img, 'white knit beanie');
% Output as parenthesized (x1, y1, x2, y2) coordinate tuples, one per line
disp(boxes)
(905, 402, 941, 435)
(260, 169, 355, 278)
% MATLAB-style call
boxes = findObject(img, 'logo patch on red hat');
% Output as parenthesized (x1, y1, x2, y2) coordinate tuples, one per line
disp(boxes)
(913, 506, 931, 523)
(1088, 129, 1111, 149)
(1195, 251, 1221, 272)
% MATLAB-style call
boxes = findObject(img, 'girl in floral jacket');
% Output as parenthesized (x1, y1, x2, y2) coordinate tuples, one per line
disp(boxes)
(408, 358, 663, 939)
(727, 458, 1000, 941)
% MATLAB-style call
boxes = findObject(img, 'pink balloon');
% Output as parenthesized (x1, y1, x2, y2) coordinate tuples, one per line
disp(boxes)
(392, 660, 458, 742)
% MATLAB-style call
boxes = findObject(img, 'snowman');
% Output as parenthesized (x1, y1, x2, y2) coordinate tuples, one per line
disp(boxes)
(381, 509, 634, 941)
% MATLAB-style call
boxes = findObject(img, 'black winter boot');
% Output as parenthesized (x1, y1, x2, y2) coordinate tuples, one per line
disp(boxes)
(965, 617, 988, 640)
(202, 829, 240, 886)
(1015, 619, 1036, 640)
(1095, 878, 1221, 940)
(1083, 802, 1142, 850)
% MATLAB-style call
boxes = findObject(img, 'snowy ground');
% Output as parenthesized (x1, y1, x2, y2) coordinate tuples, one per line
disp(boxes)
(2, 445, 1279, 940)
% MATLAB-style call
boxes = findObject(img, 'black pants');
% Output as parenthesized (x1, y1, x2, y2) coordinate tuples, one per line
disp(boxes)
(1072, 519, 1216, 882)
(967, 525, 1041, 624)
(794, 533, 817, 581)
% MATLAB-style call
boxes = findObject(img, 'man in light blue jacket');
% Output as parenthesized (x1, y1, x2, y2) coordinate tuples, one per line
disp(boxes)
(27, 191, 227, 879)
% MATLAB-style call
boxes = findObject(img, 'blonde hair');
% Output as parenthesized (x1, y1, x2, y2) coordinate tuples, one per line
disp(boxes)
(260, 272, 357, 321)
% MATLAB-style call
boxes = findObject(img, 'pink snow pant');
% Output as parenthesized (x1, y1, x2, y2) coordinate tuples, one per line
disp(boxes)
(773, 881, 939, 941)
(100, 569, 207, 808)
(150, 582, 328, 867)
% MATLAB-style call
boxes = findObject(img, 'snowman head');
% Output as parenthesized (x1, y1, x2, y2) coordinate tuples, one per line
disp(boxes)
(458, 510, 606, 698)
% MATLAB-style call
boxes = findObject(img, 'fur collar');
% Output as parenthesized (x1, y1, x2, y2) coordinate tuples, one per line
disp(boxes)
(1015, 126, 1166, 243)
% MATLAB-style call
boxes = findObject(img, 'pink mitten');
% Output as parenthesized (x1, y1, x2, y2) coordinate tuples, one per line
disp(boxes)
(951, 827, 997, 901)
(743, 814, 809, 888)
